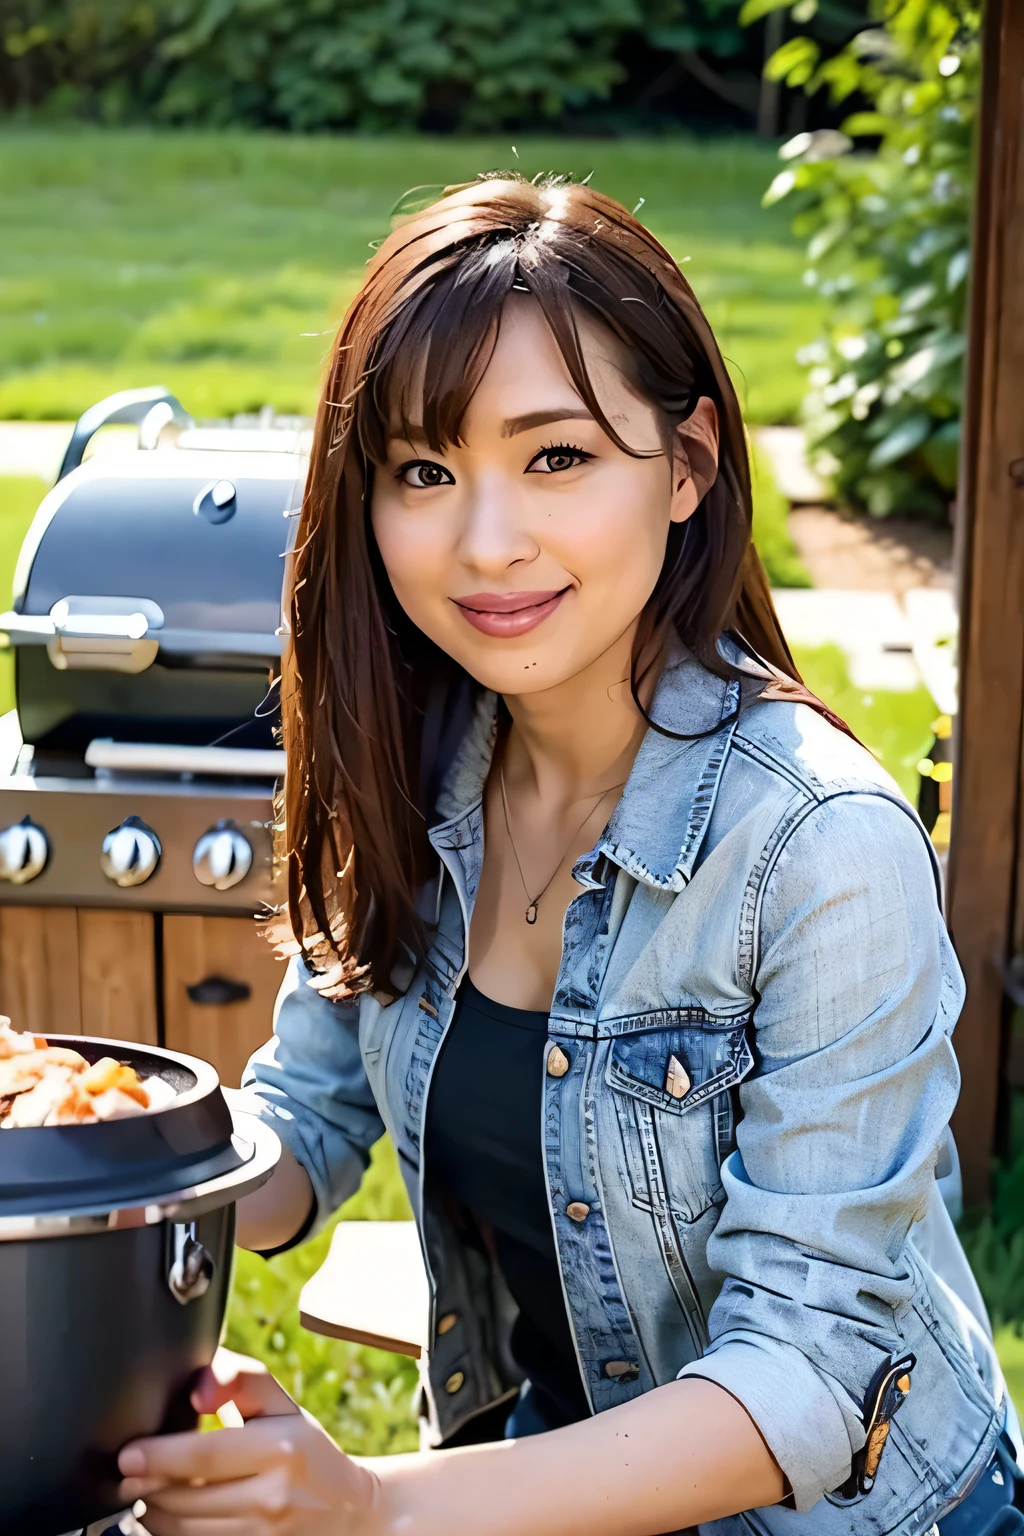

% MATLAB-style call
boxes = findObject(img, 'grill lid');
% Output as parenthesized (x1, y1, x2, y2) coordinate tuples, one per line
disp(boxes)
(0, 394, 305, 751)
(9, 451, 299, 669)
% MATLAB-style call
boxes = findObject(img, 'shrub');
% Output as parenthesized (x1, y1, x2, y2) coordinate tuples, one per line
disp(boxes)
(753, 0, 978, 519)
(749, 437, 811, 587)
(1, 0, 707, 131)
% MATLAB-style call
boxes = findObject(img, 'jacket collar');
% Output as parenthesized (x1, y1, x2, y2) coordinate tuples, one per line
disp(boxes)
(429, 636, 763, 892)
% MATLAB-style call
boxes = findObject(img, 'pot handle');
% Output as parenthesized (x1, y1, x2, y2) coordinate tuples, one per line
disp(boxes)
(169, 1221, 215, 1305)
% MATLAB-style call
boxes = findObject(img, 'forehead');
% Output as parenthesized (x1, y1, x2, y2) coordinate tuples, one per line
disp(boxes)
(385, 293, 650, 443)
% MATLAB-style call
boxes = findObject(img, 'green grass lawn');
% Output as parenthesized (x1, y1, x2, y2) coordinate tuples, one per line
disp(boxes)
(0, 129, 821, 427)
(793, 642, 937, 804)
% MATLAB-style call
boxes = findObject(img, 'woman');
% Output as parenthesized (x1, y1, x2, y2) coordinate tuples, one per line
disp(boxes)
(119, 175, 1017, 1535)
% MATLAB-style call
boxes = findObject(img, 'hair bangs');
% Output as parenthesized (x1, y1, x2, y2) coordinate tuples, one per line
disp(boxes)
(357, 236, 522, 463)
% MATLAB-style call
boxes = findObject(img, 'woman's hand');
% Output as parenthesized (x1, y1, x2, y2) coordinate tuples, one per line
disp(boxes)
(118, 1348, 381, 1536)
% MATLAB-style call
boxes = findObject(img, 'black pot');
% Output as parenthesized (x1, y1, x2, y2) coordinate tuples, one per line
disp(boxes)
(0, 1035, 279, 1536)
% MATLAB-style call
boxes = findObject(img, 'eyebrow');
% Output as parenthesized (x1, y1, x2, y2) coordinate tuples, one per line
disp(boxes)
(501, 407, 595, 438)
(390, 405, 596, 450)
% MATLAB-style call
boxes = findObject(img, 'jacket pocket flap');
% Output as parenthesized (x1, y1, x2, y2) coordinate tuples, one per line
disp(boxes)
(606, 1021, 753, 1116)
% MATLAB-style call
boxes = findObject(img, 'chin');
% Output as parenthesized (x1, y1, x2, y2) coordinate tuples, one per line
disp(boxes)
(448, 642, 598, 698)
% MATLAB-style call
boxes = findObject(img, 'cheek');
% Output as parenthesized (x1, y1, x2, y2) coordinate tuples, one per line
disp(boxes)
(371, 504, 449, 613)
(557, 463, 669, 605)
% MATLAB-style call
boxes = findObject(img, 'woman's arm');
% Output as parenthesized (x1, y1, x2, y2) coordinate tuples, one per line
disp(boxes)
(226, 1115, 314, 1252)
(120, 1362, 783, 1536)
(232, 955, 386, 1254)
(675, 791, 963, 1509)
(372, 1377, 783, 1536)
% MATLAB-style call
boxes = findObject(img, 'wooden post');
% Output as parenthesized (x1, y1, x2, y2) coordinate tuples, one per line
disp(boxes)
(947, 0, 1024, 1205)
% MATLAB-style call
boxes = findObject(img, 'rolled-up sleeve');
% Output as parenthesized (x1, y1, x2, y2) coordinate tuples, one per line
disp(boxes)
(240, 955, 385, 1241)
(677, 792, 965, 1512)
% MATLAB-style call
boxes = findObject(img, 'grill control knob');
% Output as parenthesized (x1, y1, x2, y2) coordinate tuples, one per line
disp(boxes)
(193, 821, 253, 891)
(0, 817, 48, 885)
(101, 816, 162, 887)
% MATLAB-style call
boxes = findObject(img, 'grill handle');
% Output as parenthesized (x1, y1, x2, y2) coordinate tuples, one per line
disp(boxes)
(85, 739, 285, 777)
(58, 386, 193, 481)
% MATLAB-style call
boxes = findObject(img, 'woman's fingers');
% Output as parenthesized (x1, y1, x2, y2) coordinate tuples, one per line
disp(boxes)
(190, 1348, 298, 1419)
(119, 1402, 378, 1536)
(117, 1475, 170, 1501)
(119, 1414, 296, 1485)
(140, 1514, 252, 1536)
(138, 1467, 288, 1517)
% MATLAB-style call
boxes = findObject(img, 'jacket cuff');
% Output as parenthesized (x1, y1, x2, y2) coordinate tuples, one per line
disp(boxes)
(226, 1085, 325, 1255)
(677, 1332, 860, 1513)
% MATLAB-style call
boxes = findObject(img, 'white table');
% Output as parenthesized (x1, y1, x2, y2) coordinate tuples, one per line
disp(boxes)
(299, 1220, 429, 1358)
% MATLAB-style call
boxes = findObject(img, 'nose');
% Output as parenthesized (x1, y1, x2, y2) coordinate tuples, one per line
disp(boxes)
(455, 470, 539, 578)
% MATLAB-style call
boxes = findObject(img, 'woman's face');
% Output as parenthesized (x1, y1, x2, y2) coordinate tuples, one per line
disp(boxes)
(370, 295, 718, 698)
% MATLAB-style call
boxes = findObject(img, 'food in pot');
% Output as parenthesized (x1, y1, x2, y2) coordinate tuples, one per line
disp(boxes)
(0, 1016, 177, 1127)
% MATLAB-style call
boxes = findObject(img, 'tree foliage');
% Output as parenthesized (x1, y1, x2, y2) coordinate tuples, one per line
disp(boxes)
(1, 0, 751, 130)
(758, 0, 978, 518)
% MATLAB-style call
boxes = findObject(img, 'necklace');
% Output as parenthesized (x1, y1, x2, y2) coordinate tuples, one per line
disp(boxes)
(498, 761, 626, 925)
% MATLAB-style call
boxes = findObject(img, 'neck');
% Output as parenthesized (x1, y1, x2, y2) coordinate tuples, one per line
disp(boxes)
(501, 624, 653, 804)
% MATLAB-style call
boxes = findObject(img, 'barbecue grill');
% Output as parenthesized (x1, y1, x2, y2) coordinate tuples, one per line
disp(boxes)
(0, 389, 306, 1083)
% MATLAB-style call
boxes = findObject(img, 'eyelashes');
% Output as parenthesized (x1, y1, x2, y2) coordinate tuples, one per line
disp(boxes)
(395, 460, 456, 488)
(393, 442, 593, 488)
(526, 443, 593, 474)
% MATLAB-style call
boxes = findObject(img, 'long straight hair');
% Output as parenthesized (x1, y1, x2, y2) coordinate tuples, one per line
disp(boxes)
(278, 173, 799, 998)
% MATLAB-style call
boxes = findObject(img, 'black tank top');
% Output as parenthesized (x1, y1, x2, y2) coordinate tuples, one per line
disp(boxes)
(424, 974, 591, 1430)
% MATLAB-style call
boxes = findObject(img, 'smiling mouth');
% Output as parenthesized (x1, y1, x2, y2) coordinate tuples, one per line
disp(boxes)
(452, 587, 570, 638)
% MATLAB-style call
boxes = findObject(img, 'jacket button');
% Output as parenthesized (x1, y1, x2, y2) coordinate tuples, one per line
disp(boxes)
(546, 1045, 570, 1077)
(444, 1371, 465, 1395)
(566, 1201, 590, 1222)
(605, 1360, 640, 1383)
(437, 1312, 458, 1336)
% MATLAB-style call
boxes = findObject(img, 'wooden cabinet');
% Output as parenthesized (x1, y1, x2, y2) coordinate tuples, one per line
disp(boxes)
(0, 906, 82, 1035)
(163, 914, 284, 1087)
(0, 905, 282, 1084)
(78, 910, 158, 1045)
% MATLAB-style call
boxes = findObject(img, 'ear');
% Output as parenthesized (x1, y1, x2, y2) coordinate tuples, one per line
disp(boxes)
(669, 397, 720, 525)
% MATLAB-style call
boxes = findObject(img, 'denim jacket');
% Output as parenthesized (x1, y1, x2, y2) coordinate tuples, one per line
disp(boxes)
(244, 640, 1006, 1534)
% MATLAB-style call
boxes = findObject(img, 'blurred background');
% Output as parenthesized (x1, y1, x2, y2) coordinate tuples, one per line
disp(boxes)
(2, 0, 1018, 1451)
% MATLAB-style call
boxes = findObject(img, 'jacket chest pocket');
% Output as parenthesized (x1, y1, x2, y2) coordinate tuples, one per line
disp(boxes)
(605, 1016, 753, 1225)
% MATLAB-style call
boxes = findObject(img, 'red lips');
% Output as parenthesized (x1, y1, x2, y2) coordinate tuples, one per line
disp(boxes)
(452, 588, 569, 638)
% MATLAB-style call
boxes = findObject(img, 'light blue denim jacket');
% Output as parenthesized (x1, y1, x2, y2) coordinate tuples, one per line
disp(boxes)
(244, 640, 1006, 1533)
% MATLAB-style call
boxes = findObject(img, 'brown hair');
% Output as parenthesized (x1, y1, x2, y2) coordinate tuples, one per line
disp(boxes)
(278, 173, 799, 998)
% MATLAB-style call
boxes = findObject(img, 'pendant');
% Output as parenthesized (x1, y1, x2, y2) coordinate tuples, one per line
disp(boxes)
(525, 902, 538, 925)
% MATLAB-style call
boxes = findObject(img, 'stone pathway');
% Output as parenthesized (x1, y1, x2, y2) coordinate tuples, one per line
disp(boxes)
(0, 420, 139, 483)
(0, 420, 72, 482)
(754, 426, 956, 701)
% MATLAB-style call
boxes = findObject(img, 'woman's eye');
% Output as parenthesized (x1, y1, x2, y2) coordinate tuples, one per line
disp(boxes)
(526, 445, 593, 475)
(397, 460, 454, 488)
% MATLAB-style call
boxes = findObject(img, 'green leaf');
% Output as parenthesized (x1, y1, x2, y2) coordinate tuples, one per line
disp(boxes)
(763, 168, 798, 206)
(840, 111, 890, 137)
(765, 35, 820, 85)
(866, 413, 933, 468)
(921, 418, 960, 490)
(738, 0, 789, 24)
